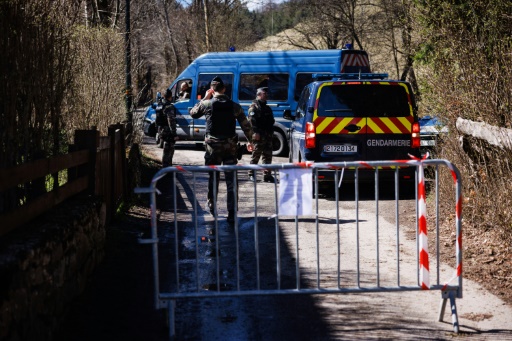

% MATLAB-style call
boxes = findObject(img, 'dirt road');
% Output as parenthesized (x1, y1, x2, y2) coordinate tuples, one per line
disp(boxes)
(57, 137, 512, 340)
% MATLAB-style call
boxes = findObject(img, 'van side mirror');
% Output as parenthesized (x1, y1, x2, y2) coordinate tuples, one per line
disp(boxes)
(307, 106, 314, 113)
(283, 109, 295, 120)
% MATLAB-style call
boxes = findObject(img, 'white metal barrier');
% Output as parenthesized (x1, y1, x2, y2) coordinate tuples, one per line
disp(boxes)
(135, 159, 462, 339)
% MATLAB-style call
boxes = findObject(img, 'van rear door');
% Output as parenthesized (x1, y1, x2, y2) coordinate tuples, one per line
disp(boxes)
(356, 82, 415, 161)
(313, 81, 416, 162)
(313, 82, 367, 162)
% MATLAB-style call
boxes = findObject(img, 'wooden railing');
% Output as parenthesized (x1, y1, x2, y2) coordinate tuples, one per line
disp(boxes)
(0, 124, 128, 237)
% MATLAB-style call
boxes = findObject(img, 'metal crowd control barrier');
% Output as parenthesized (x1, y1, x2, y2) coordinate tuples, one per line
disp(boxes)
(135, 159, 462, 338)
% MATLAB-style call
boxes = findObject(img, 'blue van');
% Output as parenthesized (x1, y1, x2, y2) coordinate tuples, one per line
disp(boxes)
(146, 47, 371, 156)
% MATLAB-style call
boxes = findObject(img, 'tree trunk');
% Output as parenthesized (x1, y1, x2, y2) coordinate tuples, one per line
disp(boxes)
(162, 0, 180, 75)
(203, 0, 210, 52)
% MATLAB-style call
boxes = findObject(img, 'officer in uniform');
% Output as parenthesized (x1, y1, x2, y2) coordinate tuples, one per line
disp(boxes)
(248, 87, 276, 182)
(190, 76, 253, 223)
(161, 88, 178, 167)
(178, 82, 191, 100)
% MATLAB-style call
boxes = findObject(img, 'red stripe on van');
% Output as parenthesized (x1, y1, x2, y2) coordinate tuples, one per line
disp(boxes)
(314, 116, 327, 127)
(341, 54, 370, 71)
(314, 117, 366, 134)
(389, 117, 412, 134)
(371, 118, 393, 134)
(323, 118, 342, 134)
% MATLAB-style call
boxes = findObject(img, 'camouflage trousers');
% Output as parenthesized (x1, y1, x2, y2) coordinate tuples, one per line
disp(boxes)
(204, 136, 238, 211)
(250, 133, 273, 175)
(161, 127, 175, 167)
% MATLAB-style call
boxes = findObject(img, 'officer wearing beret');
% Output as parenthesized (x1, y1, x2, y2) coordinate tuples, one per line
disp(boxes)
(161, 88, 178, 167)
(248, 87, 276, 182)
(190, 76, 253, 223)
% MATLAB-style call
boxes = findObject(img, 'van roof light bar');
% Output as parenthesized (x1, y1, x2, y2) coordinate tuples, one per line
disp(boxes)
(312, 73, 389, 81)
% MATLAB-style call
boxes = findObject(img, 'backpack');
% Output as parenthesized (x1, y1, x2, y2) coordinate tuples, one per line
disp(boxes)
(155, 102, 166, 127)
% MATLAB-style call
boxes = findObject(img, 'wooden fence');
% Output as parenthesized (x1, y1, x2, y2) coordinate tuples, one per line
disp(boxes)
(0, 124, 128, 237)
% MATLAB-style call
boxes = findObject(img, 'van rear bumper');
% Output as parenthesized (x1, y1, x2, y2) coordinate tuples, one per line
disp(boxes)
(315, 167, 416, 184)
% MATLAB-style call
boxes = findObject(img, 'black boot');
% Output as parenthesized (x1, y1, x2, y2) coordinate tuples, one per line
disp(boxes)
(227, 210, 235, 224)
(263, 174, 275, 183)
(248, 170, 256, 182)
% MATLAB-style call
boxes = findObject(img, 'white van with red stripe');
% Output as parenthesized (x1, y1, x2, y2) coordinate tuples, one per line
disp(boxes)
(284, 73, 421, 188)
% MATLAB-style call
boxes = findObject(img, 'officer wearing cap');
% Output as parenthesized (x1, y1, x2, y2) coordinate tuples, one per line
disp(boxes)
(248, 87, 276, 182)
(161, 88, 178, 167)
(190, 76, 253, 223)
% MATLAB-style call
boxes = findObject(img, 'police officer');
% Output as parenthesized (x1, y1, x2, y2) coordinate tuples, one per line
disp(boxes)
(190, 76, 253, 223)
(178, 82, 191, 101)
(161, 88, 178, 167)
(248, 87, 275, 182)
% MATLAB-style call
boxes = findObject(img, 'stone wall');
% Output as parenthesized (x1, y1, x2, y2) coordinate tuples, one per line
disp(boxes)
(0, 196, 106, 341)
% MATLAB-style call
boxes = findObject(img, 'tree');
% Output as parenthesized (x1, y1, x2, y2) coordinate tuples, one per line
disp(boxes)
(413, 0, 512, 236)
(273, 0, 375, 50)
(128, 0, 262, 98)
(369, 0, 419, 92)
(0, 0, 81, 210)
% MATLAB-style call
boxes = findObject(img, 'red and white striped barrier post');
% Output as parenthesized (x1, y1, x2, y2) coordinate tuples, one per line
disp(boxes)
(417, 158, 430, 289)
(407, 153, 430, 289)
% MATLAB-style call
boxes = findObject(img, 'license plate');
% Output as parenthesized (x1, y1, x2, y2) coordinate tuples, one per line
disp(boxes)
(420, 139, 436, 146)
(323, 144, 357, 153)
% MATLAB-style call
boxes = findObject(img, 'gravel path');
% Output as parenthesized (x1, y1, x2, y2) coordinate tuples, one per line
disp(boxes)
(55, 138, 512, 340)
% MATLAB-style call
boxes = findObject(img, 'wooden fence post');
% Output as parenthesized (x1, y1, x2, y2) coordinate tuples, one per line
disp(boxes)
(108, 123, 128, 214)
(74, 128, 99, 195)
(119, 123, 128, 198)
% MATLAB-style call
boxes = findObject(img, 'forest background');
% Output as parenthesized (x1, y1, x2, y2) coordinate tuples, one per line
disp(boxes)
(1, 0, 512, 301)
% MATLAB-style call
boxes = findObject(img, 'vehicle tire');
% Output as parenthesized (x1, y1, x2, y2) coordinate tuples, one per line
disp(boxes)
(272, 130, 288, 157)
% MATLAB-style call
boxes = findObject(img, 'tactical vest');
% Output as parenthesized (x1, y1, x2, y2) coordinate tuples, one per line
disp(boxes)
(207, 97, 236, 138)
(155, 101, 166, 127)
(250, 100, 274, 133)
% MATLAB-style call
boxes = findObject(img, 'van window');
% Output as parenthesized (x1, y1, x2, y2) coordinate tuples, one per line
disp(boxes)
(197, 73, 233, 100)
(238, 73, 288, 101)
(296, 86, 311, 119)
(317, 84, 411, 118)
(295, 73, 322, 101)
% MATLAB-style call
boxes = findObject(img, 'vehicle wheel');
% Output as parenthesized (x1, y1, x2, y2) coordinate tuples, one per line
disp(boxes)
(272, 130, 288, 157)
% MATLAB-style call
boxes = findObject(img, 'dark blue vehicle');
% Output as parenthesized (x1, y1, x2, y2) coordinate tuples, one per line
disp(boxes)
(419, 115, 448, 158)
(142, 92, 162, 140)
(284, 73, 421, 188)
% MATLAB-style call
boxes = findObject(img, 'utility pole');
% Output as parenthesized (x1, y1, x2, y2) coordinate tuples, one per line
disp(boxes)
(203, 0, 210, 52)
(269, 0, 274, 50)
(270, 0, 274, 36)
(125, 0, 133, 124)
